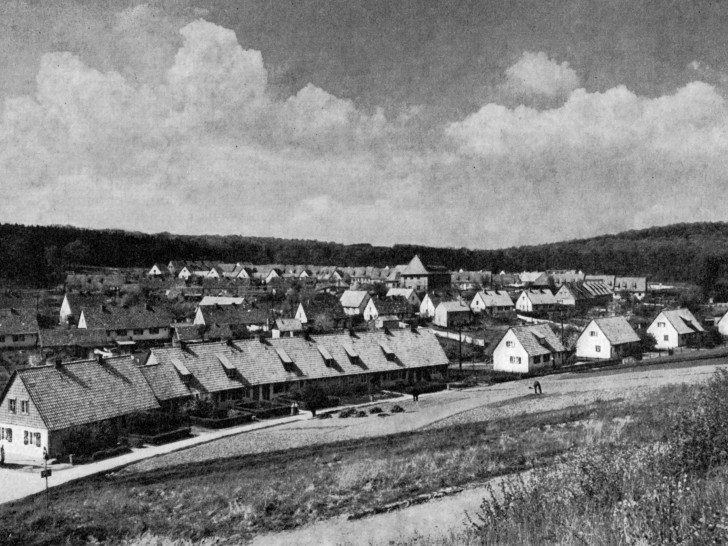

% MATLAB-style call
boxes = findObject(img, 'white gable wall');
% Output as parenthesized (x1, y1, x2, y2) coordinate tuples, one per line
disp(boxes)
(363, 299, 378, 321)
(576, 321, 612, 359)
(493, 330, 531, 373)
(647, 313, 680, 349)
(515, 292, 532, 312)
(294, 304, 308, 324)
(470, 293, 486, 313)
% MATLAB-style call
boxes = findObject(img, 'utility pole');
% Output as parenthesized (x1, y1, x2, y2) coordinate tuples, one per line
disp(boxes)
(458, 323, 463, 372)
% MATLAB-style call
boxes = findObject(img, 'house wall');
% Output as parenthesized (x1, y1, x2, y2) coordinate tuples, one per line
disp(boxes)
(0, 333, 38, 349)
(60, 296, 73, 323)
(576, 322, 612, 359)
(493, 330, 531, 373)
(470, 294, 485, 313)
(555, 287, 576, 306)
(294, 305, 308, 324)
(0, 378, 49, 460)
(718, 314, 728, 336)
(363, 299, 378, 322)
(515, 293, 532, 312)
(648, 315, 680, 349)
(419, 298, 435, 318)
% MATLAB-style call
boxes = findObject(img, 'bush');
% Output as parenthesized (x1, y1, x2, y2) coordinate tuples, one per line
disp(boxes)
(355, 411, 367, 418)
(390, 405, 405, 413)
(368, 406, 383, 414)
(90, 445, 131, 462)
(339, 408, 357, 418)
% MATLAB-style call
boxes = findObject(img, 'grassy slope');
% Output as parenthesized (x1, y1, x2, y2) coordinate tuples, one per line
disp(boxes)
(0, 383, 693, 546)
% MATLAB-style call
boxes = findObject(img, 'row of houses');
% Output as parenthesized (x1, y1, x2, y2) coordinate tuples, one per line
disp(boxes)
(0, 328, 448, 461)
(491, 307, 705, 373)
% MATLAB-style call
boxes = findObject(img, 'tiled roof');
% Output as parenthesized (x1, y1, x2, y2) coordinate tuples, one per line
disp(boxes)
(14, 356, 160, 431)
(592, 317, 640, 345)
(80, 305, 174, 330)
(340, 290, 369, 308)
(661, 309, 705, 334)
(373, 297, 414, 316)
(174, 323, 234, 342)
(403, 255, 429, 275)
(197, 304, 270, 326)
(148, 329, 448, 394)
(615, 277, 647, 292)
(511, 324, 566, 357)
(519, 271, 544, 283)
(476, 290, 514, 308)
(436, 301, 472, 313)
(39, 328, 108, 348)
(300, 300, 348, 321)
(139, 358, 193, 402)
(275, 318, 303, 332)
(386, 288, 416, 300)
(522, 290, 557, 305)
(0, 308, 39, 336)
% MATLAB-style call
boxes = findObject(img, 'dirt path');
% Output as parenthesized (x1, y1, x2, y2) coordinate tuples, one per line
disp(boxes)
(250, 480, 501, 546)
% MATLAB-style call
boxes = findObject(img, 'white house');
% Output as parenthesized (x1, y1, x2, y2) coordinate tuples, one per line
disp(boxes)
(492, 324, 566, 374)
(198, 296, 246, 307)
(386, 288, 421, 307)
(419, 293, 441, 318)
(575, 317, 640, 360)
(78, 304, 173, 343)
(340, 291, 371, 316)
(470, 290, 514, 314)
(433, 301, 472, 328)
(147, 263, 165, 277)
(717, 310, 728, 337)
(515, 290, 557, 313)
(647, 308, 704, 350)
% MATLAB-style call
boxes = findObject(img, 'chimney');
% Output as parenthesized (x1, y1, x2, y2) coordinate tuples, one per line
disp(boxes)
(96, 353, 104, 364)
(55, 357, 63, 368)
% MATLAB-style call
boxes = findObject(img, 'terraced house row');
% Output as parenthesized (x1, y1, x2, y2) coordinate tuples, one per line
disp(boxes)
(0, 328, 448, 461)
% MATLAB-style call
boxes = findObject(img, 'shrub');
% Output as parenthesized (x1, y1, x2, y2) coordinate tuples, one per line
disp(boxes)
(390, 405, 405, 413)
(369, 406, 383, 414)
(339, 408, 357, 418)
(355, 411, 367, 418)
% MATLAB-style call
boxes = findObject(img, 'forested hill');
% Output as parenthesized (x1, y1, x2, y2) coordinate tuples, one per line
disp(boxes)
(2, 222, 728, 288)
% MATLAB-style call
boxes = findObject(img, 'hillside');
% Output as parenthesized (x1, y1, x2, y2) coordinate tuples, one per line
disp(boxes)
(2, 222, 728, 289)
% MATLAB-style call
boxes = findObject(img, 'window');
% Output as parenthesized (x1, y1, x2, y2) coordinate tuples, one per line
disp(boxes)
(34, 432, 41, 447)
(4, 428, 11, 442)
(20, 400, 29, 414)
(509, 356, 522, 364)
(657, 322, 665, 327)
(664, 335, 669, 341)
(506, 341, 514, 347)
(0, 427, 3, 440)
(12, 335, 24, 342)
(0, 335, 4, 343)
(24, 430, 29, 445)
(133, 329, 144, 335)
(116, 329, 127, 336)
(8, 399, 16, 413)
(149, 327, 160, 334)
(595, 346, 601, 353)
(590, 331, 597, 337)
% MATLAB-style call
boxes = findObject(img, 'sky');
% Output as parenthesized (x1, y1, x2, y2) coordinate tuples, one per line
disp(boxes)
(2, 0, 728, 249)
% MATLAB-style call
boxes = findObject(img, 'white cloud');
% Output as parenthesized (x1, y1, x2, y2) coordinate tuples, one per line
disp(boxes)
(505, 51, 579, 98)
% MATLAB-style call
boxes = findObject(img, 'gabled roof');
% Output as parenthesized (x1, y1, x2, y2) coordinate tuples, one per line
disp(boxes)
(199, 296, 246, 307)
(373, 297, 414, 316)
(590, 317, 640, 345)
(659, 309, 705, 334)
(510, 324, 566, 356)
(148, 329, 448, 393)
(403, 255, 429, 275)
(386, 288, 416, 300)
(0, 308, 39, 336)
(80, 305, 173, 330)
(615, 277, 647, 292)
(11, 356, 160, 431)
(475, 290, 514, 308)
(340, 290, 370, 308)
(521, 290, 557, 305)
(436, 301, 472, 313)
(173, 323, 234, 342)
(299, 299, 348, 320)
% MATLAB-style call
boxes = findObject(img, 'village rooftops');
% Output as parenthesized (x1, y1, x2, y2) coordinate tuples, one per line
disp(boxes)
(275, 318, 303, 333)
(476, 290, 514, 307)
(39, 328, 108, 348)
(198, 296, 246, 307)
(299, 299, 348, 320)
(0, 308, 39, 336)
(340, 290, 370, 308)
(196, 303, 271, 326)
(3, 356, 160, 431)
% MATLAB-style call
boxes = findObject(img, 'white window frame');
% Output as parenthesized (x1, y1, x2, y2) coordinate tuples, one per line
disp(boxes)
(595, 345, 601, 353)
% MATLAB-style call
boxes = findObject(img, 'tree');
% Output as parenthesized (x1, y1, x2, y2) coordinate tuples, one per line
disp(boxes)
(62, 239, 91, 267)
(301, 384, 328, 417)
(639, 331, 657, 353)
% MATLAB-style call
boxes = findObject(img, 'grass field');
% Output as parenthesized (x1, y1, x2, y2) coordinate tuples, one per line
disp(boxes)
(0, 379, 697, 546)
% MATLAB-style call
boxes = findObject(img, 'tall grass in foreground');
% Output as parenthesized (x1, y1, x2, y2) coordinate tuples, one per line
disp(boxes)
(468, 369, 728, 545)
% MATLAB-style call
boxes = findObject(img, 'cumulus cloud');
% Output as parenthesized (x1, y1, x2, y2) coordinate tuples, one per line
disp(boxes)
(505, 51, 579, 98)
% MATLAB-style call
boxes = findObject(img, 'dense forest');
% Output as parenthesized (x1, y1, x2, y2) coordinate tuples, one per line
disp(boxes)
(2, 222, 728, 293)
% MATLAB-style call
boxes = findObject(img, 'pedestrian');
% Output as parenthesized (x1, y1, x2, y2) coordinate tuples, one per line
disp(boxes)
(1, 444, 4, 466)
(533, 380, 542, 395)
(412, 388, 419, 402)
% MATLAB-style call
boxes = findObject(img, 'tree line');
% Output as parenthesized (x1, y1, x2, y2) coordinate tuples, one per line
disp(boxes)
(2, 222, 728, 293)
